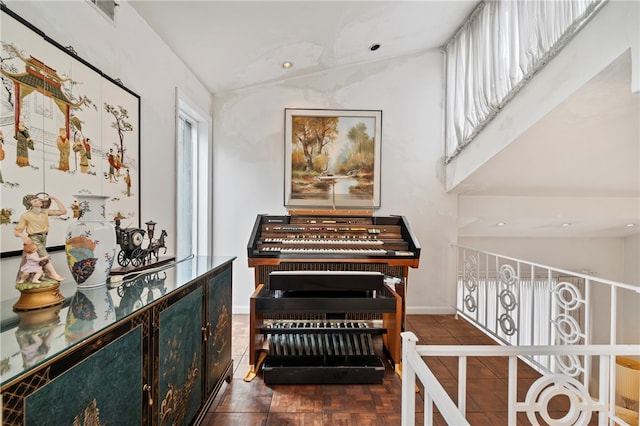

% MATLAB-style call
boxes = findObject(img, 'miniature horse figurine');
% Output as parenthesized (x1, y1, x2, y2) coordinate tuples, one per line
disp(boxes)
(147, 230, 168, 263)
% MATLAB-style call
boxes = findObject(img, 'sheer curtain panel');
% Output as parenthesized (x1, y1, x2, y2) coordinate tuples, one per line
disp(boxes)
(444, 0, 605, 162)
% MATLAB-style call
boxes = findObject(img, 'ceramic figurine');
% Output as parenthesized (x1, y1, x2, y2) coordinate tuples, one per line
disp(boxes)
(14, 193, 66, 281)
(13, 193, 66, 311)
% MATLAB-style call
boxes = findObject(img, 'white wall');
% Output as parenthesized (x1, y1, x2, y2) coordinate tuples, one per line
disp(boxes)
(212, 52, 458, 314)
(0, 1, 210, 303)
(624, 234, 640, 286)
(213, 0, 640, 315)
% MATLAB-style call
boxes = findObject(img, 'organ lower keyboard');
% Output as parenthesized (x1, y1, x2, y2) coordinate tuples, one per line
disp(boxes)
(246, 212, 420, 378)
(250, 271, 401, 384)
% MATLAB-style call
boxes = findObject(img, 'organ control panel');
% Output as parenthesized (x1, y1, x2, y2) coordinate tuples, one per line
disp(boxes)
(247, 214, 420, 265)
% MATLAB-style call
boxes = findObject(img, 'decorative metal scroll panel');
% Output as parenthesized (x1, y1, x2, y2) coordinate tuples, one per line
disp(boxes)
(456, 247, 593, 376)
(401, 331, 640, 426)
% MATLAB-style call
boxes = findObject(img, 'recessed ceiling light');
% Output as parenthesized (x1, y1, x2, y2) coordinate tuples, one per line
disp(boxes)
(561, 223, 571, 227)
(282, 61, 293, 69)
(369, 43, 381, 51)
(627, 223, 637, 227)
(496, 222, 506, 226)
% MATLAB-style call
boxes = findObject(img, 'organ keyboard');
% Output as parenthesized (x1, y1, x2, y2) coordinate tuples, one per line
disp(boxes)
(246, 212, 421, 381)
(248, 214, 420, 263)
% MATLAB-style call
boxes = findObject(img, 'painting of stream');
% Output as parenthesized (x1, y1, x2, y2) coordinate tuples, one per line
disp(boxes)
(285, 109, 381, 209)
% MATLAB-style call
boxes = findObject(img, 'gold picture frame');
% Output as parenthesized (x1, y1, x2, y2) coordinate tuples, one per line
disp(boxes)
(284, 108, 382, 210)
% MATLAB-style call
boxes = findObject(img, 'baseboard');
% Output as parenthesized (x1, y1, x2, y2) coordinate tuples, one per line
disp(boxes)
(405, 306, 457, 315)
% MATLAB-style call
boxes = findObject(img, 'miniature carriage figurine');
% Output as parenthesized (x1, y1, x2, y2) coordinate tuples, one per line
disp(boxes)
(114, 219, 167, 268)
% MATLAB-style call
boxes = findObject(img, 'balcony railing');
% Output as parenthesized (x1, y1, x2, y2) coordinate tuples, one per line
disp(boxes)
(400, 246, 640, 425)
(401, 332, 640, 426)
(455, 245, 640, 377)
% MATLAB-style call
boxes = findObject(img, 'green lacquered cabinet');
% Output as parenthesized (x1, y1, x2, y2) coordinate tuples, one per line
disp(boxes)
(25, 325, 144, 425)
(156, 288, 203, 425)
(1, 256, 234, 426)
(206, 266, 232, 395)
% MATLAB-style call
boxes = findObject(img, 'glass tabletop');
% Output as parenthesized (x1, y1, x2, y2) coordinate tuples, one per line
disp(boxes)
(1, 255, 234, 387)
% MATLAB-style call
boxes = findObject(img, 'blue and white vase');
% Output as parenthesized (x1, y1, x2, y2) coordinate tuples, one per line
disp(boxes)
(65, 195, 116, 288)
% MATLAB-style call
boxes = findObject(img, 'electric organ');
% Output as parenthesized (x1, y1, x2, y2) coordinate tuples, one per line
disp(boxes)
(246, 212, 420, 384)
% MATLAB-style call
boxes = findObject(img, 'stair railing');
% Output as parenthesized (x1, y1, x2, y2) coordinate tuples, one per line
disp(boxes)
(401, 331, 640, 426)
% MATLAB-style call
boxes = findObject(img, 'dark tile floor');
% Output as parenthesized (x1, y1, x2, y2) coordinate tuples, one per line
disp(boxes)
(199, 314, 593, 426)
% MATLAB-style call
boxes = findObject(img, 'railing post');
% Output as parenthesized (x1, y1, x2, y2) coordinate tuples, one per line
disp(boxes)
(584, 278, 592, 390)
(508, 355, 518, 426)
(401, 332, 418, 426)
(458, 356, 467, 416)
(599, 355, 610, 425)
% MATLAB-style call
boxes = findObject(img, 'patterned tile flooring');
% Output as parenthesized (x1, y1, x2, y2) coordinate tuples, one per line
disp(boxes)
(199, 314, 590, 426)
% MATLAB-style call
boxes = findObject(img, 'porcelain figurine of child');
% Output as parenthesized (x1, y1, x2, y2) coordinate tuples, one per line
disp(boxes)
(14, 193, 66, 281)
(17, 243, 48, 284)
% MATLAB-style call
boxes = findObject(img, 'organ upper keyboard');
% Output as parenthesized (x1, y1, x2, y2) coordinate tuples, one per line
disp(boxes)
(247, 213, 420, 265)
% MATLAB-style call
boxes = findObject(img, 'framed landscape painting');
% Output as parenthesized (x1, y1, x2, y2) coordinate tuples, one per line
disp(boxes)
(284, 108, 382, 210)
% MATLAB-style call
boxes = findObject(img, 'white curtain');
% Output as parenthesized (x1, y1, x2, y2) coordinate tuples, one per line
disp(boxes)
(444, 0, 605, 162)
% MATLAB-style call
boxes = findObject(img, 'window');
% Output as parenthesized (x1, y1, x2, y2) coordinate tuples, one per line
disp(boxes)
(87, 0, 118, 22)
(176, 90, 213, 259)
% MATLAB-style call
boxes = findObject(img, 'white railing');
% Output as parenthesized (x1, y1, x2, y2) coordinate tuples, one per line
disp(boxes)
(400, 245, 640, 424)
(454, 245, 640, 378)
(402, 332, 640, 426)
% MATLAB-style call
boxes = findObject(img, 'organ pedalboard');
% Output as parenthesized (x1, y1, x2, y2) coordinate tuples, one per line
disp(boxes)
(250, 271, 402, 384)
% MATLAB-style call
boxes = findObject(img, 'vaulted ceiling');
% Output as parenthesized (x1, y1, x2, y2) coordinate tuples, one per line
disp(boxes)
(130, 1, 639, 239)
(130, 1, 479, 94)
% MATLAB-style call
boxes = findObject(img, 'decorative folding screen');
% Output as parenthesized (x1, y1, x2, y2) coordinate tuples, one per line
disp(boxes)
(0, 5, 140, 256)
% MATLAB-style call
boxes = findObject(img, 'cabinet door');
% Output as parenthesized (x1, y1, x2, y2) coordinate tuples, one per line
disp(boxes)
(207, 265, 232, 394)
(24, 325, 143, 425)
(156, 288, 202, 426)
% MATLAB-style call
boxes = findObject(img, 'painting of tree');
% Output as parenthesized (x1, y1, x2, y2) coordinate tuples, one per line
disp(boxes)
(285, 109, 381, 209)
(104, 103, 133, 163)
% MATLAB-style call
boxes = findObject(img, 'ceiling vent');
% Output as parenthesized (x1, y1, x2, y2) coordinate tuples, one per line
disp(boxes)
(88, 0, 118, 22)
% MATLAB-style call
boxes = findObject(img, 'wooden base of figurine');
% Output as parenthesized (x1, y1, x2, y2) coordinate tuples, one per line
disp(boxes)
(13, 280, 65, 311)
(109, 256, 176, 276)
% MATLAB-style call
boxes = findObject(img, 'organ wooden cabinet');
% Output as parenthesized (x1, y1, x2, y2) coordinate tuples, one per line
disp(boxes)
(0, 256, 234, 426)
(246, 212, 420, 379)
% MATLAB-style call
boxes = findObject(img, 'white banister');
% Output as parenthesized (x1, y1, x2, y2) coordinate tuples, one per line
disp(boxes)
(454, 245, 640, 379)
(458, 355, 466, 417)
(445, 245, 640, 423)
(401, 333, 640, 426)
(401, 332, 470, 426)
(508, 356, 517, 426)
